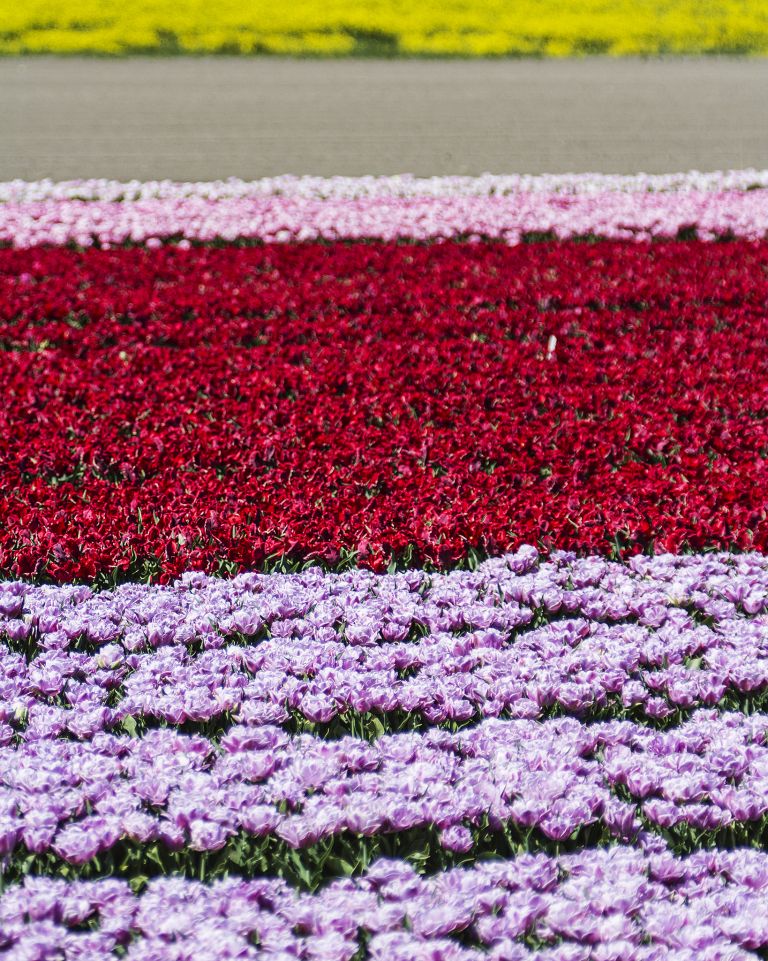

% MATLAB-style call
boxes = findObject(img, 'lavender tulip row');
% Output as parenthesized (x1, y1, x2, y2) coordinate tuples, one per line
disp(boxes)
(4, 171, 768, 202)
(5, 844, 768, 961)
(2, 179, 768, 248)
(3, 549, 768, 742)
(5, 552, 768, 906)
(5, 708, 768, 875)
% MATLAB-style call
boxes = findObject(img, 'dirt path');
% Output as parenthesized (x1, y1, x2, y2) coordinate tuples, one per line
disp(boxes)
(3, 57, 767, 179)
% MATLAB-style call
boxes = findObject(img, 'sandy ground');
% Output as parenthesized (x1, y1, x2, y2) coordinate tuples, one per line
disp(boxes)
(2, 57, 767, 179)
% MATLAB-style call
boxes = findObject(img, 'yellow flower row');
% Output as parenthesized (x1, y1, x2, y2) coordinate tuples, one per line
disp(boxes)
(1, 0, 768, 56)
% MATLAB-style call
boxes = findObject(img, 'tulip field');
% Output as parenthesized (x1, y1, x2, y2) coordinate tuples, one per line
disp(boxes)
(5, 173, 768, 958)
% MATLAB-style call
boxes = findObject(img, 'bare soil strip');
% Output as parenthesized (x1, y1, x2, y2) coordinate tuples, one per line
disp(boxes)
(3, 57, 767, 179)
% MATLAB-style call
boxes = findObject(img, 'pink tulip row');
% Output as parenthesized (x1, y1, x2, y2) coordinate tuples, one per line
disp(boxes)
(1, 178, 767, 248)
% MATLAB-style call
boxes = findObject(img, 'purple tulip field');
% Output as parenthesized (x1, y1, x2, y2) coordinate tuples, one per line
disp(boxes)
(5, 541, 768, 957)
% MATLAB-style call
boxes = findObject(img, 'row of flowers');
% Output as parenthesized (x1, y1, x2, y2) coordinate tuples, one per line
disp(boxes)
(2, 550, 768, 741)
(1, 553, 768, 874)
(3, 190, 768, 248)
(4, 172, 768, 202)
(5, 844, 768, 960)
(2, 240, 768, 580)
(1, 697, 768, 882)
(3, 0, 767, 57)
